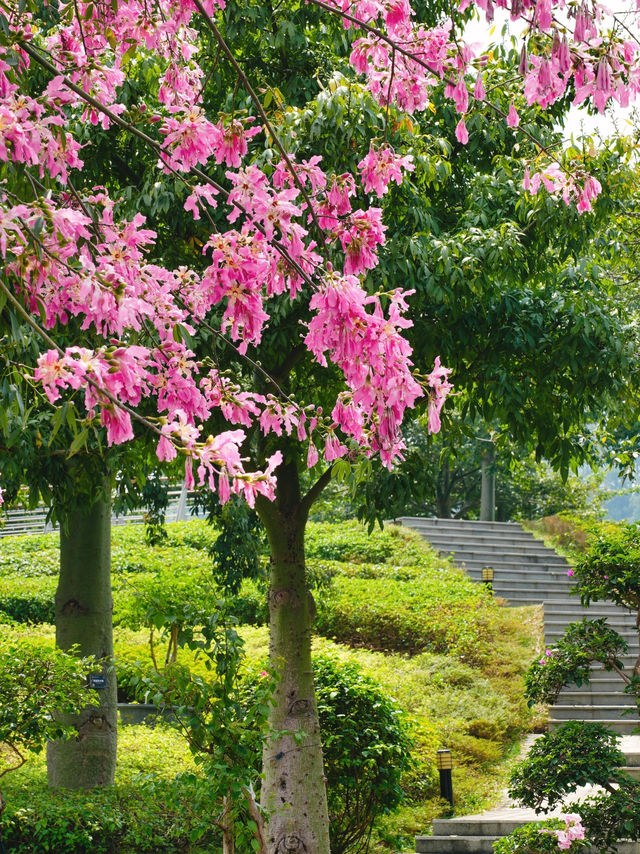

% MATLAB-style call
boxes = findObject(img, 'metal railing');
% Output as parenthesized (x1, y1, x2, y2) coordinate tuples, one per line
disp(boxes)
(0, 483, 196, 538)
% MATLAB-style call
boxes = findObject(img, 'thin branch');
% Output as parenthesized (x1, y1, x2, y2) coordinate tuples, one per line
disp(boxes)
(300, 465, 334, 515)
(191, 0, 329, 253)
(0, 742, 26, 780)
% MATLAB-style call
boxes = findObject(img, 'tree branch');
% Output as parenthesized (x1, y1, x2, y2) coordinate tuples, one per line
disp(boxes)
(300, 465, 334, 516)
(191, 0, 329, 254)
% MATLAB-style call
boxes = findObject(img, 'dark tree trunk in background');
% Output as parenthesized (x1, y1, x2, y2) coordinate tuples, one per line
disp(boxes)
(480, 443, 496, 522)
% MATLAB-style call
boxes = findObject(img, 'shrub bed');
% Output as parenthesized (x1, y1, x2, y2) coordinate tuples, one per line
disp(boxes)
(0, 727, 219, 854)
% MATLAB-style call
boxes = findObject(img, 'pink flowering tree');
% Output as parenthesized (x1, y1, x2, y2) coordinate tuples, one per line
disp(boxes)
(1, 0, 640, 849)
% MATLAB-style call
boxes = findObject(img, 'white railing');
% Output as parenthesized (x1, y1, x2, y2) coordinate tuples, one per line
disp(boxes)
(0, 483, 198, 538)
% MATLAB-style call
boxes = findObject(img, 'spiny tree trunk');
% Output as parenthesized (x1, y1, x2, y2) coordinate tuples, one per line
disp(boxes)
(256, 460, 331, 854)
(47, 488, 117, 788)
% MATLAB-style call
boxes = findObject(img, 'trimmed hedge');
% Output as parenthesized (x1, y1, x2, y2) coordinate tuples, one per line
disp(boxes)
(0, 575, 56, 623)
(315, 564, 496, 663)
(0, 727, 220, 853)
(305, 520, 433, 566)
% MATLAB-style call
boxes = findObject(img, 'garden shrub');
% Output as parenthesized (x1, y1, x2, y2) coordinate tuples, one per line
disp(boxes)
(0, 575, 55, 623)
(305, 520, 432, 566)
(0, 728, 221, 854)
(573, 521, 640, 611)
(525, 619, 628, 706)
(313, 654, 413, 854)
(493, 816, 587, 854)
(509, 721, 628, 810)
(315, 573, 495, 662)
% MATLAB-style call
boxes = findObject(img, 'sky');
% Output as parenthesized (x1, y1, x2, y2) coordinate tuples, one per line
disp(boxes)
(463, 11, 638, 143)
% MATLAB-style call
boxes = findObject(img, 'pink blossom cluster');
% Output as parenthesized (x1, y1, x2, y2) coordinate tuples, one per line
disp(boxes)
(538, 647, 555, 665)
(4, 0, 638, 508)
(0, 52, 84, 183)
(541, 814, 586, 850)
(305, 277, 430, 466)
(33, 344, 283, 505)
(523, 166, 602, 213)
(358, 144, 415, 197)
(324, 0, 640, 157)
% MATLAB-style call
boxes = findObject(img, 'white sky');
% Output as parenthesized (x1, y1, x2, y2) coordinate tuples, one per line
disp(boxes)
(463, 11, 638, 143)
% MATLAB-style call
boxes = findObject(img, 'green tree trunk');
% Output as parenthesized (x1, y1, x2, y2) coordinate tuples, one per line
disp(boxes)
(257, 461, 330, 854)
(47, 491, 117, 788)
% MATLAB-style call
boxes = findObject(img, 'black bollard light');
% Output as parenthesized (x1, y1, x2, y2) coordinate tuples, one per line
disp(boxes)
(481, 566, 494, 593)
(437, 749, 454, 810)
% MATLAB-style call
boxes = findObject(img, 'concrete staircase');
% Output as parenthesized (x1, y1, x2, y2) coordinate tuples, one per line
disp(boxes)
(396, 517, 640, 854)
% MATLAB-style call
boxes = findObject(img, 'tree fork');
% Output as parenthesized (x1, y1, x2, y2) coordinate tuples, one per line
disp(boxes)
(47, 484, 117, 789)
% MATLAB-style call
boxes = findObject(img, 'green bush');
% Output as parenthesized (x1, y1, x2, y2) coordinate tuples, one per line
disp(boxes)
(0, 727, 221, 853)
(315, 572, 496, 662)
(313, 654, 413, 854)
(305, 521, 432, 566)
(493, 816, 588, 854)
(573, 521, 640, 611)
(0, 533, 59, 577)
(525, 619, 628, 706)
(0, 575, 55, 623)
(509, 721, 628, 810)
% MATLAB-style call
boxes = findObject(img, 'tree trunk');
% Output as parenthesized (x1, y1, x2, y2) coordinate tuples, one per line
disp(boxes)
(436, 458, 452, 518)
(47, 490, 117, 788)
(256, 462, 331, 854)
(480, 443, 496, 522)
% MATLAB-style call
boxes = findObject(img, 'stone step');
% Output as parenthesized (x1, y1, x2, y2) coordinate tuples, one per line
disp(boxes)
(454, 558, 575, 584)
(550, 704, 637, 720)
(416, 531, 542, 547)
(545, 616, 638, 630)
(548, 717, 639, 733)
(622, 766, 640, 779)
(490, 580, 576, 594)
(440, 556, 569, 571)
(558, 691, 636, 706)
(416, 834, 501, 853)
(429, 540, 567, 560)
(417, 832, 640, 854)
(565, 677, 639, 692)
(545, 630, 639, 643)
(431, 814, 637, 838)
(398, 517, 525, 533)
(465, 567, 572, 581)
(544, 603, 636, 616)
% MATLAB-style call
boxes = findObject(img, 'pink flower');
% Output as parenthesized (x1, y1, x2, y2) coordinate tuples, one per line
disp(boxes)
(455, 118, 469, 144)
(507, 103, 520, 127)
(358, 144, 414, 197)
(567, 568, 575, 577)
